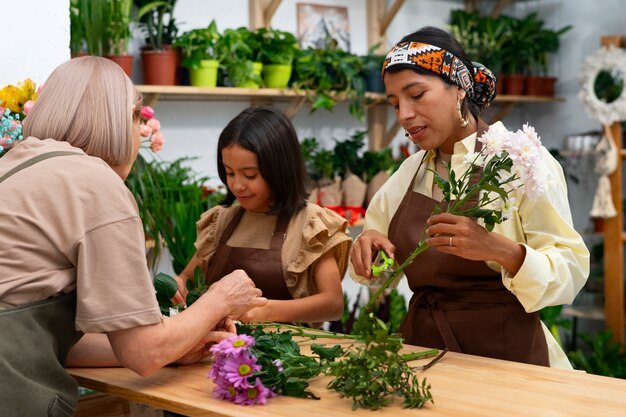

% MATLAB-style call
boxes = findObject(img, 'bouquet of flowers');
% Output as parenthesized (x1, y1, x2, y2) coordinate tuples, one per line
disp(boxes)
(0, 79, 39, 157)
(138, 105, 164, 152)
(369, 122, 544, 303)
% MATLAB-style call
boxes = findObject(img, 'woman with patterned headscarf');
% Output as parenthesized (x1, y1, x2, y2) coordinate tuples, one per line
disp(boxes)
(349, 27, 588, 368)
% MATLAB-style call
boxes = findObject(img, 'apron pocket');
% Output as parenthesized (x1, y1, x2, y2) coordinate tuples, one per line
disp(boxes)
(445, 306, 505, 359)
(47, 395, 75, 417)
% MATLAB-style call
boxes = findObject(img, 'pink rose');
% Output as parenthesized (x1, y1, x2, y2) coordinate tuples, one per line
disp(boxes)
(147, 118, 161, 133)
(140, 106, 155, 120)
(140, 124, 153, 137)
(0, 106, 5, 114)
(23, 100, 35, 115)
(150, 132, 164, 146)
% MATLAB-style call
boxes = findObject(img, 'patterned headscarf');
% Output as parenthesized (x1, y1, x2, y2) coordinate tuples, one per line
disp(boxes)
(382, 41, 496, 111)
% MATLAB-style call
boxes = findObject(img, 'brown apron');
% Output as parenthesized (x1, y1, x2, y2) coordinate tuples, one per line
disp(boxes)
(389, 120, 549, 366)
(204, 208, 293, 300)
(0, 151, 84, 416)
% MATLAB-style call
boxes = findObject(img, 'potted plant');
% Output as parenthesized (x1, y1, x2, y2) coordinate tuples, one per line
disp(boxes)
(525, 23, 572, 96)
(173, 20, 224, 87)
(78, 0, 109, 57)
(256, 27, 299, 88)
(292, 35, 366, 120)
(105, 0, 134, 76)
(220, 26, 263, 88)
(134, 0, 180, 85)
(360, 44, 386, 93)
(69, 0, 85, 57)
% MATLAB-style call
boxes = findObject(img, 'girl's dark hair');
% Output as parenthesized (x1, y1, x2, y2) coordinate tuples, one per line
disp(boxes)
(217, 106, 308, 217)
(385, 26, 480, 118)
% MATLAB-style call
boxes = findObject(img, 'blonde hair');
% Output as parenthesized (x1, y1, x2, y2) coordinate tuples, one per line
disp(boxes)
(22, 56, 142, 166)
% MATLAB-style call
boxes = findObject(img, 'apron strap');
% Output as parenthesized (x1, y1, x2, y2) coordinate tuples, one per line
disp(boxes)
(270, 214, 290, 251)
(0, 151, 82, 184)
(219, 207, 246, 245)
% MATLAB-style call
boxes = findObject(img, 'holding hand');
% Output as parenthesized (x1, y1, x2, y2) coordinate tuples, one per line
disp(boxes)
(173, 318, 237, 365)
(206, 269, 268, 319)
(350, 230, 396, 279)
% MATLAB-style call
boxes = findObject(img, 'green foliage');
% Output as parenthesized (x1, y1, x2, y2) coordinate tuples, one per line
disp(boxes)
(108, 0, 134, 55)
(594, 70, 625, 103)
(326, 312, 434, 410)
(152, 266, 207, 315)
(568, 330, 626, 379)
(539, 305, 570, 347)
(359, 148, 395, 182)
(237, 323, 343, 399)
(125, 154, 222, 274)
(332, 130, 366, 178)
(134, 0, 179, 50)
(78, 0, 110, 56)
(219, 27, 263, 87)
(292, 36, 366, 120)
(173, 21, 223, 69)
(256, 28, 299, 65)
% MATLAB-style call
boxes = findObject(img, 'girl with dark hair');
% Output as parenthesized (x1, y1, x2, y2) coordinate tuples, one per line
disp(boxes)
(350, 27, 588, 368)
(175, 106, 351, 325)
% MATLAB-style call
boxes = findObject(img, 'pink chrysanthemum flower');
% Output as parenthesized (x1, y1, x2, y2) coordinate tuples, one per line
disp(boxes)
(221, 354, 261, 389)
(210, 334, 255, 358)
(233, 378, 274, 405)
(213, 380, 238, 401)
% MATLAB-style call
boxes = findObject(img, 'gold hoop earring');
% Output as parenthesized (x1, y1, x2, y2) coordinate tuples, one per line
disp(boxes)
(457, 98, 469, 128)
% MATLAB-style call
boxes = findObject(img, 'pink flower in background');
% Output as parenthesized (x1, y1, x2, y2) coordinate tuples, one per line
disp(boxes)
(140, 124, 153, 137)
(150, 133, 164, 152)
(146, 118, 161, 133)
(210, 334, 256, 358)
(140, 105, 155, 120)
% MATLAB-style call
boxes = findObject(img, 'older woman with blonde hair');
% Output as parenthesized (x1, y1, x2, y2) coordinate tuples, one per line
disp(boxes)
(0, 56, 266, 416)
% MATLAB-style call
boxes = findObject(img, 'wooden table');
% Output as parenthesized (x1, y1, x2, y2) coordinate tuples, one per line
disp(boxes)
(68, 338, 626, 417)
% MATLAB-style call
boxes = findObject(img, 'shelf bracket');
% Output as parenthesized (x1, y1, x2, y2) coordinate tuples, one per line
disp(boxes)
(491, 0, 511, 17)
(490, 102, 516, 123)
(249, 0, 282, 29)
(379, 0, 405, 36)
(142, 93, 161, 107)
(284, 96, 306, 119)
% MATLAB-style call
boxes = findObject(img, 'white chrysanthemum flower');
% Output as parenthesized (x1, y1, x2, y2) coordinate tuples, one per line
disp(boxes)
(478, 124, 509, 155)
(464, 151, 485, 167)
(501, 196, 517, 220)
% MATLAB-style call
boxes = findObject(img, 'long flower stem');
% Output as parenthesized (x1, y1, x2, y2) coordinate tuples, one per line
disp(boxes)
(365, 240, 430, 311)
(400, 349, 440, 362)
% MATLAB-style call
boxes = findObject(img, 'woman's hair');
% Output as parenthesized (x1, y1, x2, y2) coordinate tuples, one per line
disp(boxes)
(22, 56, 142, 166)
(385, 26, 482, 118)
(217, 106, 308, 217)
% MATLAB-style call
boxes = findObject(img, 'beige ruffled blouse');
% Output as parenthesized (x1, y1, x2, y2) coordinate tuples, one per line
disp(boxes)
(194, 203, 352, 299)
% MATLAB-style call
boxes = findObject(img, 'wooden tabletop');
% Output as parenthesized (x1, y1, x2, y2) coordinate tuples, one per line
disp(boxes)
(68, 338, 626, 417)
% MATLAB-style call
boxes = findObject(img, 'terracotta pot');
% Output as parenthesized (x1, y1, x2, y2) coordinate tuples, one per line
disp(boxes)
(504, 74, 525, 95)
(105, 55, 133, 78)
(495, 74, 505, 95)
(141, 48, 178, 85)
(542, 76, 557, 97)
(524, 76, 543, 96)
(592, 217, 604, 233)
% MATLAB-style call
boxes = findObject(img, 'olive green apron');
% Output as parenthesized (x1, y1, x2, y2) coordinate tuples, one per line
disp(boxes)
(0, 151, 84, 416)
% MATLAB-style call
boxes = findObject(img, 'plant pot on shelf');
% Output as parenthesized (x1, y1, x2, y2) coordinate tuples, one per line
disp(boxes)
(262, 64, 292, 89)
(105, 55, 133, 78)
(542, 76, 557, 97)
(235, 62, 263, 88)
(524, 76, 544, 96)
(189, 60, 220, 87)
(141, 48, 178, 85)
(495, 74, 505, 95)
(363, 68, 385, 93)
(504, 74, 525, 95)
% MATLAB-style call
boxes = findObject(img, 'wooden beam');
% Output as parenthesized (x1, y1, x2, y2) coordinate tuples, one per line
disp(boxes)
(264, 0, 282, 28)
(367, 0, 384, 50)
(491, 0, 511, 18)
(248, 0, 271, 30)
(379, 0, 405, 36)
(600, 35, 625, 347)
(367, 105, 388, 151)
(142, 93, 160, 107)
(464, 0, 479, 12)
(489, 101, 515, 123)
(284, 96, 306, 119)
(384, 120, 402, 148)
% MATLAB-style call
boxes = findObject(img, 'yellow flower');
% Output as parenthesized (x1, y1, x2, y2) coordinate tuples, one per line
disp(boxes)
(0, 79, 38, 113)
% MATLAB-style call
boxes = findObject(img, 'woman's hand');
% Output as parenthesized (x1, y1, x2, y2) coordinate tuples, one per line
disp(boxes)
(426, 213, 525, 273)
(350, 229, 396, 279)
(172, 318, 237, 366)
(206, 269, 268, 319)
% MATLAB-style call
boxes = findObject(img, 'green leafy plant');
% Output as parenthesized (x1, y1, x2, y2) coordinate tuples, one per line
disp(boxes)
(219, 26, 263, 87)
(256, 27, 299, 66)
(539, 305, 570, 347)
(107, 0, 134, 55)
(153, 266, 207, 315)
(134, 0, 179, 51)
(173, 21, 224, 69)
(292, 36, 366, 120)
(78, 0, 110, 56)
(332, 130, 367, 178)
(125, 154, 222, 274)
(69, 0, 84, 55)
(568, 330, 626, 379)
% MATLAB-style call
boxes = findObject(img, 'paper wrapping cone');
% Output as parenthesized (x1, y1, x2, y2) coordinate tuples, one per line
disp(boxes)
(590, 126, 618, 219)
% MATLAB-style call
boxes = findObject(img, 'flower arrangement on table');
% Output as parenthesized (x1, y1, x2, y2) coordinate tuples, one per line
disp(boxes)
(0, 79, 39, 157)
(153, 122, 545, 410)
(138, 105, 164, 152)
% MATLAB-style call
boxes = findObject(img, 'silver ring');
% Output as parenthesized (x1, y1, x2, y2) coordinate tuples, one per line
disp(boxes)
(449, 236, 453, 246)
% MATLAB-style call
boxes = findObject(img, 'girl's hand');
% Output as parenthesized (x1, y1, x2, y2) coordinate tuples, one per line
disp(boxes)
(172, 275, 188, 306)
(350, 229, 396, 279)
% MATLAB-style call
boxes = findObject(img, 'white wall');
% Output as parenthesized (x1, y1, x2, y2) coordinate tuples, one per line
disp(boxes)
(1, 0, 70, 86)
